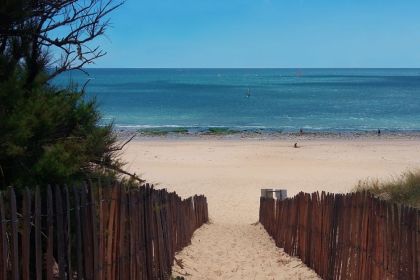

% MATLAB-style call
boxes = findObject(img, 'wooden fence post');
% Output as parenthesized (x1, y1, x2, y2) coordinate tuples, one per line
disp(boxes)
(34, 187, 42, 280)
(22, 188, 31, 280)
(46, 186, 54, 280)
(0, 192, 7, 280)
(55, 186, 66, 280)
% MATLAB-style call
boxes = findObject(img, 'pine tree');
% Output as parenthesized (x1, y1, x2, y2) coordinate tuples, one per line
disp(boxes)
(0, 0, 141, 188)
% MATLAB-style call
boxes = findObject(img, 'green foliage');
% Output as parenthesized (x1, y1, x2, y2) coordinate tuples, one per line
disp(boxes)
(354, 170, 420, 208)
(203, 127, 240, 135)
(0, 66, 123, 188)
(0, 0, 129, 189)
(138, 127, 189, 136)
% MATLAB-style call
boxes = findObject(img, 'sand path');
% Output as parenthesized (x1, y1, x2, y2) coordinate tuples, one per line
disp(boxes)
(172, 223, 318, 279)
(122, 138, 420, 279)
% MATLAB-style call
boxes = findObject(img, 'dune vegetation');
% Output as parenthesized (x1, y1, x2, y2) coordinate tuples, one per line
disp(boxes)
(354, 170, 420, 208)
(138, 127, 189, 136)
(203, 127, 240, 135)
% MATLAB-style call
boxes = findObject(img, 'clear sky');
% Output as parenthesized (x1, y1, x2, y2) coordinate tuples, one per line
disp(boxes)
(94, 0, 420, 68)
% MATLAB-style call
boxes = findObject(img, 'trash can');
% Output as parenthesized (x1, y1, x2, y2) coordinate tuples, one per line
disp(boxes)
(274, 189, 287, 200)
(260, 189, 273, 198)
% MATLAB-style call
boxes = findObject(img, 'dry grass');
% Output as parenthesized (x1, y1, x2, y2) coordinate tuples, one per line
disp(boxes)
(354, 170, 420, 208)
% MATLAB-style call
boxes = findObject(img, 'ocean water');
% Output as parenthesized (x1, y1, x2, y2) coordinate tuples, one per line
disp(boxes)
(54, 68, 420, 132)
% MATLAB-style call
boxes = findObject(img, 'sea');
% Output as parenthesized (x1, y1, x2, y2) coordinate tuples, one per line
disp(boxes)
(53, 68, 420, 134)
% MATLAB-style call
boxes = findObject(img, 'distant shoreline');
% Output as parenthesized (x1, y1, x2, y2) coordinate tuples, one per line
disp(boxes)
(115, 127, 420, 141)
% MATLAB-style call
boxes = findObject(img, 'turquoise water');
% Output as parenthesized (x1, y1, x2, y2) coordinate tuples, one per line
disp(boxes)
(54, 68, 420, 132)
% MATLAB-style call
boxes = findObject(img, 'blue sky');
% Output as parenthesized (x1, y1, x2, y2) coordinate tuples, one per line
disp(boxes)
(94, 0, 420, 68)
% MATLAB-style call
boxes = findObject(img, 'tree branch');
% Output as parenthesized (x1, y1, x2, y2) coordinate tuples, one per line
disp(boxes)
(110, 133, 137, 152)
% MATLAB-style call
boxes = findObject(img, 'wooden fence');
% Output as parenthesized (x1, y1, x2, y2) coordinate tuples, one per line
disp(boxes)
(259, 191, 419, 280)
(0, 183, 208, 280)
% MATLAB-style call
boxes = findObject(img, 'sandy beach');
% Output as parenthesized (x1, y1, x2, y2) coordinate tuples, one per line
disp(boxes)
(122, 137, 420, 279)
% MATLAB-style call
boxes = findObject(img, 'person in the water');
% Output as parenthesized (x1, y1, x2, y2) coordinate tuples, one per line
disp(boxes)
(246, 88, 251, 98)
